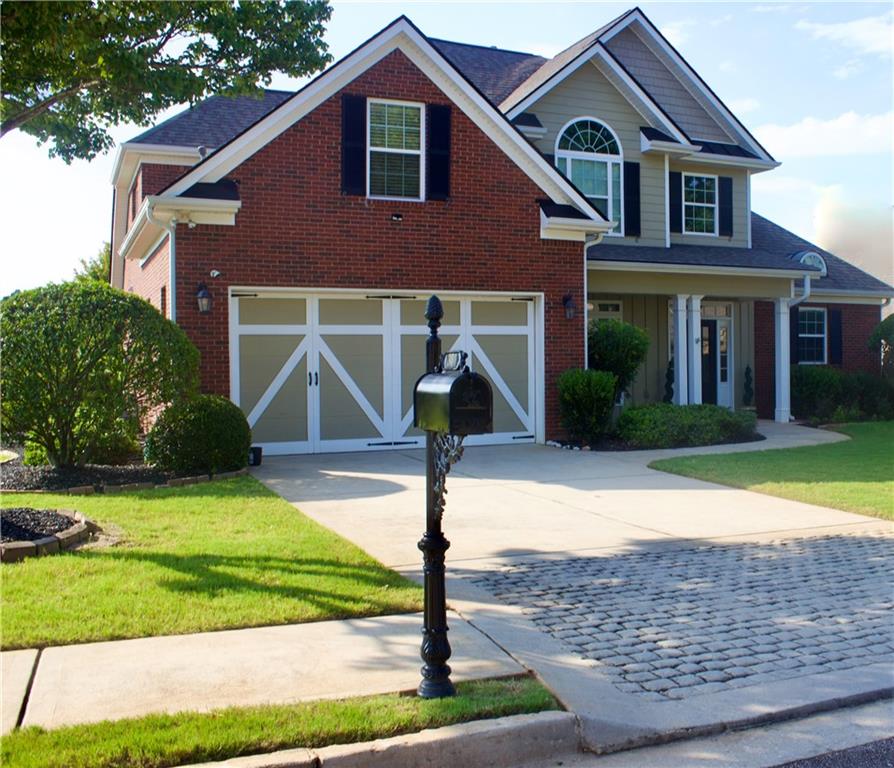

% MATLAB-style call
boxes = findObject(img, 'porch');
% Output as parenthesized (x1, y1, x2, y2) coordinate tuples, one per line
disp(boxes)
(587, 266, 805, 421)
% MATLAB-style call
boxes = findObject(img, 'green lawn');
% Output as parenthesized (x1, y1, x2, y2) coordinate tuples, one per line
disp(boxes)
(651, 422, 894, 520)
(1, 477, 422, 649)
(2, 677, 558, 768)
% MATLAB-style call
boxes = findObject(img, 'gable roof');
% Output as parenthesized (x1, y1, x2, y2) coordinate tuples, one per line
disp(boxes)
(429, 39, 546, 105)
(155, 16, 611, 228)
(129, 91, 292, 149)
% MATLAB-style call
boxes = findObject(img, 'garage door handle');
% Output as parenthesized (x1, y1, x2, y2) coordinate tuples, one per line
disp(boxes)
(314, 372, 318, 386)
(308, 372, 312, 386)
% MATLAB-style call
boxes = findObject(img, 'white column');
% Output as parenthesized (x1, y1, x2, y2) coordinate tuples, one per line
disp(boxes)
(673, 294, 689, 404)
(775, 297, 791, 423)
(687, 295, 703, 404)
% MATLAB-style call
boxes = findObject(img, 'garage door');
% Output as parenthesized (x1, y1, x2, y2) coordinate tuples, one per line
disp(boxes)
(231, 292, 538, 454)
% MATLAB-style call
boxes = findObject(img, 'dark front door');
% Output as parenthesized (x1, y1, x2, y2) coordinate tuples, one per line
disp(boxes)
(701, 319, 717, 405)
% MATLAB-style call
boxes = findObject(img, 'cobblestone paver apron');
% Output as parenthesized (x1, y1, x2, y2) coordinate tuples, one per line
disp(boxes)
(475, 530, 894, 700)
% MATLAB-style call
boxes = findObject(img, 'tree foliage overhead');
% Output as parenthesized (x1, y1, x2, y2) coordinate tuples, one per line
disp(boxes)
(1, 282, 199, 467)
(74, 242, 111, 283)
(0, 1, 332, 162)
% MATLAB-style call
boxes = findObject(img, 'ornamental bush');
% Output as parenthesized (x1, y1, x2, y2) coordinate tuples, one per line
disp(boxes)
(1, 282, 199, 467)
(587, 319, 650, 399)
(557, 369, 617, 446)
(617, 403, 757, 449)
(791, 365, 894, 423)
(869, 314, 894, 377)
(144, 395, 251, 474)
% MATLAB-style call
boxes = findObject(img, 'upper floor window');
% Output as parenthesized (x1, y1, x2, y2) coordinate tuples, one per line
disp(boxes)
(683, 173, 718, 235)
(368, 99, 424, 200)
(555, 118, 622, 234)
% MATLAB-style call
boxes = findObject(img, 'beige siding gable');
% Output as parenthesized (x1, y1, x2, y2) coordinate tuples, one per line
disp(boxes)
(606, 26, 734, 143)
(670, 161, 749, 248)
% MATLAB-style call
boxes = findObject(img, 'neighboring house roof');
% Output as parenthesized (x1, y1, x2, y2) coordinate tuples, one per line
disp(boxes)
(128, 91, 293, 149)
(429, 39, 546, 105)
(751, 213, 894, 295)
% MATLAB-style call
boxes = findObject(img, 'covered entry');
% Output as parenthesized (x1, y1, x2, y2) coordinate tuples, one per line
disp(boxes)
(230, 290, 540, 454)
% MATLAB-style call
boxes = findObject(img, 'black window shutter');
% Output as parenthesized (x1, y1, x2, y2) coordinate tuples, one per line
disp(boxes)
(718, 176, 733, 237)
(790, 308, 800, 365)
(669, 171, 682, 233)
(427, 104, 451, 201)
(623, 161, 641, 237)
(829, 308, 843, 365)
(341, 94, 366, 195)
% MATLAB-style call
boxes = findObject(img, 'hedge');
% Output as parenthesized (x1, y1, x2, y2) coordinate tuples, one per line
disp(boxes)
(617, 403, 757, 449)
(791, 366, 894, 423)
(557, 369, 617, 446)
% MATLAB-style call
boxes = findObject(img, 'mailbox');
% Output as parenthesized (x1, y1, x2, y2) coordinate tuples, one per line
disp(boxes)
(414, 354, 493, 436)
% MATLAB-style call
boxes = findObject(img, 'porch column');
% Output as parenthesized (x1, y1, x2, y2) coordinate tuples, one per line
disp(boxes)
(673, 294, 689, 404)
(687, 295, 703, 404)
(774, 297, 791, 422)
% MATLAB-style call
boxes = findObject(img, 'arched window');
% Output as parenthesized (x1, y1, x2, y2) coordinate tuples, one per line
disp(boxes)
(555, 118, 623, 234)
(795, 250, 828, 277)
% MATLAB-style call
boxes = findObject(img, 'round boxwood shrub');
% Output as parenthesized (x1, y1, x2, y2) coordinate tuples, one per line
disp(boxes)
(145, 395, 251, 474)
(588, 318, 650, 398)
(617, 403, 757, 449)
(557, 368, 617, 446)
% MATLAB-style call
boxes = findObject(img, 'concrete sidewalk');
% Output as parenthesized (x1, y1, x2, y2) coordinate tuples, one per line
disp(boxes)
(3, 612, 522, 731)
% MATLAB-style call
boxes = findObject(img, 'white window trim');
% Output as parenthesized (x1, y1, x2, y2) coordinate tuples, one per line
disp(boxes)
(797, 306, 828, 365)
(555, 116, 624, 237)
(366, 98, 426, 202)
(682, 172, 719, 237)
(588, 298, 624, 321)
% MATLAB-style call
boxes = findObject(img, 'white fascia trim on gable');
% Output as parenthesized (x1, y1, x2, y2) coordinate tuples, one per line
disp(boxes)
(502, 43, 689, 146)
(540, 210, 610, 242)
(600, 10, 774, 163)
(810, 288, 894, 301)
(160, 19, 610, 229)
(640, 134, 699, 156)
(587, 260, 815, 280)
(517, 124, 547, 139)
(110, 143, 202, 185)
(685, 153, 779, 172)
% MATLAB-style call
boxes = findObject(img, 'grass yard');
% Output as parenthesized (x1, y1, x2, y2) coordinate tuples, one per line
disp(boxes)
(2, 677, 558, 768)
(1, 477, 422, 649)
(651, 422, 894, 520)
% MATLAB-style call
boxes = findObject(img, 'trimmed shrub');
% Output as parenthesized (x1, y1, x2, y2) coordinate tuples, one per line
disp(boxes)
(557, 369, 617, 446)
(791, 365, 894, 423)
(869, 314, 894, 378)
(588, 319, 650, 398)
(663, 358, 674, 403)
(0, 282, 199, 467)
(617, 403, 757, 449)
(145, 395, 251, 474)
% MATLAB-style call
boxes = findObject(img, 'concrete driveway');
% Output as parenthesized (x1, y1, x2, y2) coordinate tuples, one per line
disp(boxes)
(253, 422, 875, 571)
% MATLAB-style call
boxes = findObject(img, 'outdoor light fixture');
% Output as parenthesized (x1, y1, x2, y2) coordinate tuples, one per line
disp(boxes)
(196, 284, 212, 314)
(391, 212, 403, 222)
(562, 293, 576, 320)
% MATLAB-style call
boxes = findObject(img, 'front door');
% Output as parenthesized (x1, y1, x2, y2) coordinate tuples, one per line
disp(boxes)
(701, 319, 718, 405)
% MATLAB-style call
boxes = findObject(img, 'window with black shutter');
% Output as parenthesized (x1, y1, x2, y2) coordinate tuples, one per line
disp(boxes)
(427, 104, 451, 201)
(368, 99, 423, 199)
(623, 161, 641, 237)
(718, 176, 733, 237)
(668, 171, 682, 233)
(341, 94, 366, 195)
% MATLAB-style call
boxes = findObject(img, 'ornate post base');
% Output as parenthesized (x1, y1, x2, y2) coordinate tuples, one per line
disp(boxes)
(417, 531, 455, 698)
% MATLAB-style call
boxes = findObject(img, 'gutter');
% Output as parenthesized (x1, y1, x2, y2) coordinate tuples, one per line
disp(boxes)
(790, 275, 812, 307)
(147, 203, 177, 322)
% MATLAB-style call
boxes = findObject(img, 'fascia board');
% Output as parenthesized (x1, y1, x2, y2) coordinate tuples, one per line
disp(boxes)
(684, 153, 780, 171)
(587, 259, 815, 279)
(110, 143, 202, 185)
(810, 288, 894, 300)
(147, 195, 242, 215)
(640, 135, 700, 155)
(160, 19, 609, 225)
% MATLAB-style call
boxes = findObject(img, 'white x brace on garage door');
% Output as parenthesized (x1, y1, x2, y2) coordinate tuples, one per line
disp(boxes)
(229, 290, 541, 455)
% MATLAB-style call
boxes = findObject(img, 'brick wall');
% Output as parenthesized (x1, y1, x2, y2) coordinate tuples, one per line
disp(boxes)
(754, 300, 882, 418)
(123, 237, 170, 316)
(155, 50, 584, 440)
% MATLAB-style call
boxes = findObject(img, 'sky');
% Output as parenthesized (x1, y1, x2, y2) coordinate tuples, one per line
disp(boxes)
(1, 0, 892, 296)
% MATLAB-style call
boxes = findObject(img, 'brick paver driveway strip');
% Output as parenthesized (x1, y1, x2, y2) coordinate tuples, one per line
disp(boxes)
(255, 422, 893, 752)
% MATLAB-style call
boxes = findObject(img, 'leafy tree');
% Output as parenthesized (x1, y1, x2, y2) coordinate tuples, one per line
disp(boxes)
(1, 282, 199, 467)
(74, 242, 111, 283)
(587, 318, 650, 399)
(1, 1, 332, 161)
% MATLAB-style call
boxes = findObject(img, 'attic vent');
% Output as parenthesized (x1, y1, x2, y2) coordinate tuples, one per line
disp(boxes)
(793, 250, 827, 277)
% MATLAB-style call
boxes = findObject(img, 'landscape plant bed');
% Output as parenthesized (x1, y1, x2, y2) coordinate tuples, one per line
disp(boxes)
(1, 508, 95, 563)
(1, 676, 558, 768)
(2, 459, 182, 492)
(1, 476, 422, 649)
(2, 508, 73, 542)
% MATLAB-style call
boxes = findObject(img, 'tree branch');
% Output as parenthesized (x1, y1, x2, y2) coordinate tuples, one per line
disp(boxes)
(0, 81, 98, 137)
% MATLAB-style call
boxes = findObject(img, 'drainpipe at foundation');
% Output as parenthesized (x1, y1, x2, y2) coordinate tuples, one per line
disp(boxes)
(147, 205, 177, 322)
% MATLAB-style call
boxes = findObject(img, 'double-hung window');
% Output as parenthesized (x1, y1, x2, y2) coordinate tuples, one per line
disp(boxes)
(555, 118, 623, 234)
(367, 99, 424, 200)
(798, 307, 827, 364)
(683, 173, 717, 235)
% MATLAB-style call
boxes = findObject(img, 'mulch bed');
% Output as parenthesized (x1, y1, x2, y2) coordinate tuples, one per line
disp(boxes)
(1, 507, 73, 542)
(1, 461, 178, 492)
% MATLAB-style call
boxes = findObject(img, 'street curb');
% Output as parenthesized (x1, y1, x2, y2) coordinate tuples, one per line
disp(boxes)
(182, 711, 579, 768)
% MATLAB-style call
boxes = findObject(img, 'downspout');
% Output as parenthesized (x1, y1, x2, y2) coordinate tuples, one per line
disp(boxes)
(790, 275, 812, 307)
(584, 232, 606, 367)
(147, 203, 177, 322)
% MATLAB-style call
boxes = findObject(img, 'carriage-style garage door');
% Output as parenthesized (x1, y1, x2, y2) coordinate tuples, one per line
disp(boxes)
(231, 291, 539, 454)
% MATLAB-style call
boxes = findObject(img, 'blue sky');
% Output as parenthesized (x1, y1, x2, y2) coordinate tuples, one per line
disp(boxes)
(1, 1, 891, 295)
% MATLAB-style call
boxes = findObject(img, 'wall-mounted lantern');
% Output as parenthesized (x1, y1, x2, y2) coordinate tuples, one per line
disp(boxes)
(196, 284, 212, 314)
(562, 293, 576, 320)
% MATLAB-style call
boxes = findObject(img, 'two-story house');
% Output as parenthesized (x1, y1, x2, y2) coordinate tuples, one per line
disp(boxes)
(109, 8, 893, 455)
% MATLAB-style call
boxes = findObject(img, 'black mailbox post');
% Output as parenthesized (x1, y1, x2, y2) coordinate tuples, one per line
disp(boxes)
(413, 295, 493, 698)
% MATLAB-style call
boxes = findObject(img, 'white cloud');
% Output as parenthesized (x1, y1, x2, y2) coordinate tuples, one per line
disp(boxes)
(728, 97, 760, 115)
(710, 14, 733, 27)
(718, 60, 736, 73)
(659, 20, 695, 47)
(795, 12, 894, 57)
(832, 59, 864, 80)
(754, 111, 893, 158)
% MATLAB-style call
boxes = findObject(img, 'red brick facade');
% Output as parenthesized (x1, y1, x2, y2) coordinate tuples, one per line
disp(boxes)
(149, 51, 585, 439)
(123, 237, 170, 316)
(754, 300, 882, 418)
